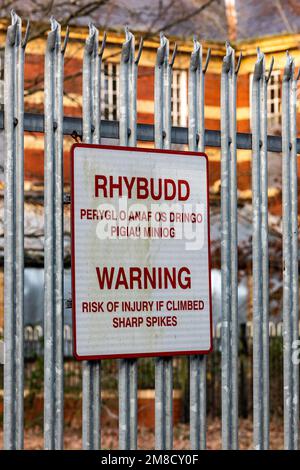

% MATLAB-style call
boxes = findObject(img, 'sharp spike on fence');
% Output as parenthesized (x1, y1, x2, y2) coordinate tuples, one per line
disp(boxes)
(22, 20, 30, 49)
(50, 16, 59, 32)
(266, 56, 274, 83)
(135, 36, 144, 64)
(99, 31, 107, 57)
(7, 10, 18, 46)
(124, 25, 131, 41)
(190, 39, 200, 71)
(284, 51, 294, 80)
(121, 27, 133, 63)
(203, 48, 211, 74)
(159, 32, 169, 51)
(222, 42, 233, 73)
(85, 23, 97, 55)
(47, 17, 59, 52)
(88, 22, 98, 40)
(61, 25, 69, 54)
(169, 43, 177, 67)
(156, 33, 167, 66)
(253, 50, 264, 80)
(235, 52, 242, 75)
(10, 9, 18, 25)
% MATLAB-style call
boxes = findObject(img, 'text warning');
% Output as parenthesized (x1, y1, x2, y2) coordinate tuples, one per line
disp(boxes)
(71, 144, 212, 360)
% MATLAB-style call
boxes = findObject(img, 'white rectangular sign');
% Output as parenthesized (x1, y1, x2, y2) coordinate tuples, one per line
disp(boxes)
(71, 144, 212, 360)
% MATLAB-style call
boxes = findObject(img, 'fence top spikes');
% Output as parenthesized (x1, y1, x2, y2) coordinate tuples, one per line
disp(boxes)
(10, 9, 19, 25)
(190, 38, 201, 72)
(47, 17, 61, 52)
(85, 23, 98, 55)
(169, 43, 177, 67)
(222, 41, 234, 73)
(283, 51, 294, 81)
(22, 20, 30, 49)
(225, 40, 234, 56)
(253, 48, 264, 81)
(203, 48, 211, 74)
(90, 22, 99, 38)
(61, 25, 69, 54)
(135, 36, 144, 65)
(156, 32, 168, 66)
(193, 36, 201, 52)
(50, 16, 60, 33)
(235, 52, 242, 75)
(7, 10, 19, 46)
(266, 56, 274, 83)
(121, 26, 134, 63)
(99, 31, 107, 58)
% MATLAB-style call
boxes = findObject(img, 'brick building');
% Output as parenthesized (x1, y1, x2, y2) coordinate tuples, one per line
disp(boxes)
(0, 0, 299, 204)
(0, 0, 299, 325)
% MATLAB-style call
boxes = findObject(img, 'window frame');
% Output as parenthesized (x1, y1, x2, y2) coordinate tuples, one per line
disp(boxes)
(101, 62, 119, 121)
(171, 69, 188, 127)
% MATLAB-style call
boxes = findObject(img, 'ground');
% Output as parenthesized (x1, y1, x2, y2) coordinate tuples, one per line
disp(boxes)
(0, 419, 284, 449)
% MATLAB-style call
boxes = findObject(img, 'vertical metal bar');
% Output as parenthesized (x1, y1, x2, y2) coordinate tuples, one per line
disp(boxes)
(261, 57, 271, 450)
(118, 27, 142, 450)
(220, 43, 232, 450)
(220, 42, 239, 450)
(154, 34, 168, 451)
(251, 49, 264, 450)
(282, 52, 296, 450)
(15, 17, 24, 449)
(54, 21, 68, 451)
(229, 47, 239, 450)
(154, 33, 175, 450)
(82, 23, 101, 450)
(290, 69, 299, 450)
(188, 38, 210, 450)
(44, 17, 67, 450)
(118, 28, 132, 450)
(3, 14, 16, 449)
(44, 18, 56, 450)
(3, 10, 23, 450)
(15, 17, 29, 451)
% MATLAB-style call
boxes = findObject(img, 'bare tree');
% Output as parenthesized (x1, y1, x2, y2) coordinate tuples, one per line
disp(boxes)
(1, 0, 225, 102)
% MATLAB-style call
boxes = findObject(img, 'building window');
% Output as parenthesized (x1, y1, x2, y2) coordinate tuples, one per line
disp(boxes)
(171, 70, 188, 127)
(101, 63, 119, 120)
(267, 70, 281, 129)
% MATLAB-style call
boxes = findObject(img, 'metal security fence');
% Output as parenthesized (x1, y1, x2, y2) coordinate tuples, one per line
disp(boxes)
(0, 322, 292, 421)
(2, 11, 300, 450)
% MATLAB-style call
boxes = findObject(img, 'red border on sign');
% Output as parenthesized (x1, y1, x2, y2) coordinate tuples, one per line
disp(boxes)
(71, 144, 213, 361)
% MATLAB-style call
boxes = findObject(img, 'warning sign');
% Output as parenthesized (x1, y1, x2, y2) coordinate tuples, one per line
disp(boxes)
(71, 144, 212, 360)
